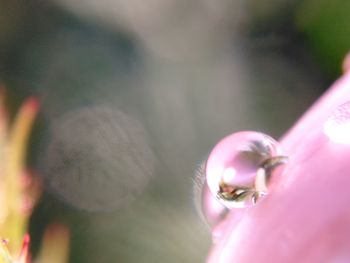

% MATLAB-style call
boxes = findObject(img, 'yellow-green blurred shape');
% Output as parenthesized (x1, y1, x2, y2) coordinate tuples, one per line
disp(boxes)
(36, 224, 70, 263)
(0, 242, 12, 263)
(1, 95, 39, 254)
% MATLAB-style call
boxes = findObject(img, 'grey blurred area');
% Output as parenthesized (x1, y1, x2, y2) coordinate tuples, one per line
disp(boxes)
(42, 105, 155, 211)
(0, 0, 327, 262)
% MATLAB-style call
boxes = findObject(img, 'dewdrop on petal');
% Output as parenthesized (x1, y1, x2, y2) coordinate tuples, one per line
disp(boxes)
(206, 131, 288, 208)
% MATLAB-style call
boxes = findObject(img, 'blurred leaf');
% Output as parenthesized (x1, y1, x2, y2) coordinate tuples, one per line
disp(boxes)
(296, 0, 350, 75)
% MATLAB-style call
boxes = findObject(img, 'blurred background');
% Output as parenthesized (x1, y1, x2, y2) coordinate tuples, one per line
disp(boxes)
(0, 0, 348, 262)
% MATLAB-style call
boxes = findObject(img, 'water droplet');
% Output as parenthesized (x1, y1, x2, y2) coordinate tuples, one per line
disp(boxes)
(206, 131, 286, 208)
(193, 161, 228, 228)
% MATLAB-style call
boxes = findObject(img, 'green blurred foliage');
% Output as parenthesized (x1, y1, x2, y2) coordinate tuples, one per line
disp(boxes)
(296, 0, 350, 75)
